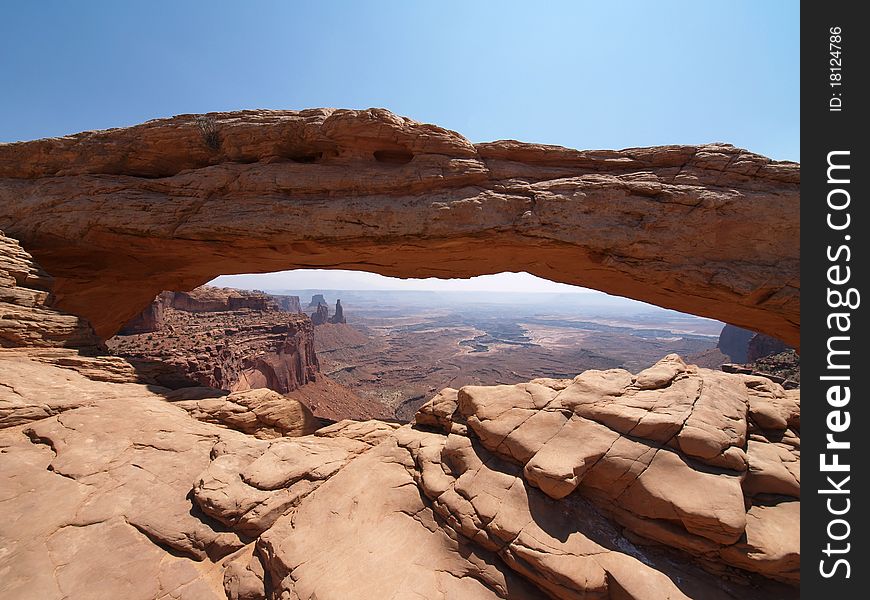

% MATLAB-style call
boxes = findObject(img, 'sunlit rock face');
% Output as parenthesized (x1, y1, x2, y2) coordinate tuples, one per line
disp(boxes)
(109, 286, 320, 395)
(0, 108, 798, 347)
(0, 349, 799, 599)
(0, 108, 801, 599)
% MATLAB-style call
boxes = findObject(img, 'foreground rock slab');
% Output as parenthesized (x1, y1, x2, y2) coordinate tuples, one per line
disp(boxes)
(0, 350, 798, 599)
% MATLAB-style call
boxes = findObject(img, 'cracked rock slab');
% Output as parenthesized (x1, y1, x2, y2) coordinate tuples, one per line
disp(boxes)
(0, 350, 798, 599)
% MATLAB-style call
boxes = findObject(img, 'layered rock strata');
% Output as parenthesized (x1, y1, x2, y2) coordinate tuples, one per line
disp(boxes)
(0, 109, 799, 347)
(306, 295, 327, 310)
(109, 305, 319, 394)
(270, 294, 302, 313)
(0, 230, 101, 349)
(746, 333, 789, 363)
(310, 303, 329, 326)
(414, 355, 799, 587)
(716, 323, 792, 365)
(0, 350, 799, 599)
(717, 324, 755, 363)
(170, 287, 277, 313)
(118, 291, 172, 334)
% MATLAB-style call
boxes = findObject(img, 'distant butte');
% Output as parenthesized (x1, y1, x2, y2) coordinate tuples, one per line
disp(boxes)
(0, 108, 798, 347)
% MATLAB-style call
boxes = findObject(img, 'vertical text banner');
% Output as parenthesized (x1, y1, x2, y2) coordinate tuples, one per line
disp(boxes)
(802, 2, 867, 597)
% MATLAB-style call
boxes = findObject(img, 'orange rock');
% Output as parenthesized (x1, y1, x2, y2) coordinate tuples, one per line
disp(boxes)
(0, 109, 799, 347)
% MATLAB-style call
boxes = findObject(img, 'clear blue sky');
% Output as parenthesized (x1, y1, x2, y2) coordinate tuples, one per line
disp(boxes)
(1, 1, 798, 293)
(1, 1, 798, 159)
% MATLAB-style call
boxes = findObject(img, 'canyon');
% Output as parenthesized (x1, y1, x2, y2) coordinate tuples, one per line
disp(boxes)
(108, 286, 389, 422)
(306, 290, 727, 420)
(109, 288, 319, 395)
(0, 109, 799, 600)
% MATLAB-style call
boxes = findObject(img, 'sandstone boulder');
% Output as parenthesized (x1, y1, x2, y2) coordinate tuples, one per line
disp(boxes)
(167, 387, 323, 439)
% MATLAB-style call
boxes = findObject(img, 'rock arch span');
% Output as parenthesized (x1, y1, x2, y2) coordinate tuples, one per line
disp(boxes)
(0, 108, 799, 346)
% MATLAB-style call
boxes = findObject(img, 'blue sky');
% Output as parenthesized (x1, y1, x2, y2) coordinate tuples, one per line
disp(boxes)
(1, 1, 799, 293)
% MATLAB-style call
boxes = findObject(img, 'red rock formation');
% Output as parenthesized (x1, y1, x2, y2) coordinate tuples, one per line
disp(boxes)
(271, 294, 302, 313)
(1, 348, 799, 599)
(109, 304, 319, 394)
(747, 332, 790, 362)
(118, 292, 170, 334)
(0, 109, 800, 348)
(119, 287, 291, 334)
(164, 387, 323, 439)
(0, 228, 801, 598)
(328, 299, 346, 324)
(169, 286, 276, 312)
(716, 323, 793, 365)
(311, 303, 329, 326)
(306, 294, 327, 310)
(717, 324, 755, 362)
(413, 355, 800, 588)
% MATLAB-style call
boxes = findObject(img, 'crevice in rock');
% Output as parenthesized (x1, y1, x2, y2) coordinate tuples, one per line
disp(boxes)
(23, 427, 58, 456)
(46, 463, 78, 482)
(288, 152, 323, 164)
(373, 149, 414, 165)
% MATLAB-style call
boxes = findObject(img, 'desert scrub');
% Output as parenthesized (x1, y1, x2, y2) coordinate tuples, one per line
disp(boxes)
(195, 116, 220, 150)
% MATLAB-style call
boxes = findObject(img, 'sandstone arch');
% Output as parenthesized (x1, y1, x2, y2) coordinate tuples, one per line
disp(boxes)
(0, 108, 799, 346)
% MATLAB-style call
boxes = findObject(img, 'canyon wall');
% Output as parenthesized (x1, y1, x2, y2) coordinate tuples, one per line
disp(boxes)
(717, 323, 793, 364)
(0, 109, 799, 347)
(109, 291, 319, 394)
(118, 291, 171, 335)
(169, 287, 277, 313)
(306, 294, 327, 309)
(717, 324, 755, 363)
(118, 288, 306, 335)
(747, 332, 790, 362)
(271, 294, 302, 313)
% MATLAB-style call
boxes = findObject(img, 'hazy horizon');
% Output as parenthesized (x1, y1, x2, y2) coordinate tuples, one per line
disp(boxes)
(211, 270, 599, 295)
(209, 270, 726, 329)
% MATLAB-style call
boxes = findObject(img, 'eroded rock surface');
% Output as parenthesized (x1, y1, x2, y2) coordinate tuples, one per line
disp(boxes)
(0, 230, 101, 349)
(0, 109, 799, 346)
(1, 349, 799, 599)
(108, 300, 320, 394)
(166, 387, 324, 439)
(328, 299, 346, 324)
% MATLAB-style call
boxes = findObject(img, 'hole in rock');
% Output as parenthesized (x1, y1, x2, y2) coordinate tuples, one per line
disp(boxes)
(101, 268, 797, 430)
(288, 152, 323, 164)
(373, 149, 414, 164)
